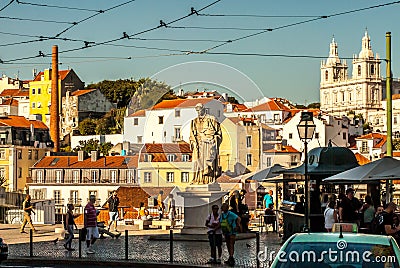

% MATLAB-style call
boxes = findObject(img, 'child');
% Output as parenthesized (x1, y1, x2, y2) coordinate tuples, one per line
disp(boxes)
(64, 204, 78, 251)
(205, 204, 222, 264)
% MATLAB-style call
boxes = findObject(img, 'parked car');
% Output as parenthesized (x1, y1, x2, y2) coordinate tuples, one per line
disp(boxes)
(0, 237, 8, 262)
(5, 209, 23, 224)
(269, 232, 400, 268)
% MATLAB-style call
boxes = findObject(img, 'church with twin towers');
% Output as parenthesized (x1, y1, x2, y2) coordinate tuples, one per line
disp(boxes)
(320, 31, 384, 120)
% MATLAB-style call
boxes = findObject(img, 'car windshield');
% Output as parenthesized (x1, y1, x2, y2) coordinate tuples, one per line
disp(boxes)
(273, 242, 399, 268)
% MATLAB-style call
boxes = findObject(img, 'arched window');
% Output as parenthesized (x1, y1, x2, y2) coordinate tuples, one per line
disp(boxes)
(325, 70, 328, 81)
(349, 92, 352, 101)
(370, 65, 375, 75)
(358, 65, 361, 76)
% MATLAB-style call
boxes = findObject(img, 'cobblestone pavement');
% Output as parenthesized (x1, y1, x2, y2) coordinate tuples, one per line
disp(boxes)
(2, 224, 282, 267)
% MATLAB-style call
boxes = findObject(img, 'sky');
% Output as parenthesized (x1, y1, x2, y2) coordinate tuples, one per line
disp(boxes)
(0, 0, 399, 104)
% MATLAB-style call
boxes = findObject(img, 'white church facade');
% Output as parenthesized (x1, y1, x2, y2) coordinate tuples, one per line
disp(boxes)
(320, 31, 383, 119)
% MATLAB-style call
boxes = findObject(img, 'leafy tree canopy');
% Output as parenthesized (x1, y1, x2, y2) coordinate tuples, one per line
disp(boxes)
(73, 139, 113, 156)
(79, 118, 96, 135)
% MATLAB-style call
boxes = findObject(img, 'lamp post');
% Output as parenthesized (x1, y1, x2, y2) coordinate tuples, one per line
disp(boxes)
(297, 111, 316, 231)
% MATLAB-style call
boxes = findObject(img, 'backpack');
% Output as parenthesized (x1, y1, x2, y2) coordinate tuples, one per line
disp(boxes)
(370, 212, 386, 235)
(221, 212, 232, 234)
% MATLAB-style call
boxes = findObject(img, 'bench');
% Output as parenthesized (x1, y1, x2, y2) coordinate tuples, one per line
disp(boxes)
(151, 220, 174, 230)
(131, 219, 152, 230)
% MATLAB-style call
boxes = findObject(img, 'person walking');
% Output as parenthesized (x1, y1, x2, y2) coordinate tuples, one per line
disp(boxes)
(205, 204, 222, 264)
(220, 203, 241, 267)
(64, 204, 78, 251)
(324, 201, 337, 232)
(84, 195, 99, 254)
(20, 194, 36, 233)
(167, 194, 176, 226)
(157, 190, 164, 220)
(361, 195, 375, 230)
(107, 191, 120, 232)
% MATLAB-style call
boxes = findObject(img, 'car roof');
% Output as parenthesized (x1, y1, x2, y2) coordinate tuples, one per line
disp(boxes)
(290, 233, 391, 246)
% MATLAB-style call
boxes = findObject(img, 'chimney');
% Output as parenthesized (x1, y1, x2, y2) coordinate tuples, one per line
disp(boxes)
(91, 151, 99, 162)
(50, 45, 60, 152)
(275, 135, 283, 151)
(32, 68, 37, 79)
(78, 151, 85, 162)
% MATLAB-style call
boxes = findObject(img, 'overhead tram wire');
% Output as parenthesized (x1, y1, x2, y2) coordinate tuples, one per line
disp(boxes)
(197, 0, 400, 53)
(198, 13, 319, 18)
(167, 26, 271, 31)
(1, 0, 222, 63)
(0, 15, 73, 24)
(15, 0, 100, 12)
(0, 0, 14, 12)
(202, 52, 357, 60)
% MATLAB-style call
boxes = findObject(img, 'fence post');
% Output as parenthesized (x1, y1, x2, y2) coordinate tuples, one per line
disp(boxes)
(169, 229, 173, 263)
(125, 230, 128, 260)
(78, 229, 82, 258)
(29, 229, 33, 257)
(256, 231, 260, 268)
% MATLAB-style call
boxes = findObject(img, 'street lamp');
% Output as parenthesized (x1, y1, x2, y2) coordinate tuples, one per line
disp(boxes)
(297, 111, 316, 231)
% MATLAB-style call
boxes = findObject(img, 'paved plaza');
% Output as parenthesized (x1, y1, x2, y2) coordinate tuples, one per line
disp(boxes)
(0, 223, 282, 267)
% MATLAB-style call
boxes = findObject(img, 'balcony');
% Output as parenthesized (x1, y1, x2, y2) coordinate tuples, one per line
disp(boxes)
(68, 198, 82, 207)
(54, 198, 65, 206)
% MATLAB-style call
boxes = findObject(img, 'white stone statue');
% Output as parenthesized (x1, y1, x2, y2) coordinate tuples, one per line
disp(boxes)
(189, 103, 222, 184)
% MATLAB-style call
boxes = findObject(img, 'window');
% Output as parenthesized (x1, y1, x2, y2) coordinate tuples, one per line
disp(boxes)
(37, 170, 43, 183)
(315, 133, 319, 139)
(127, 170, 135, 184)
(34, 150, 38, 160)
(395, 117, 398, 125)
(217, 110, 221, 117)
(0, 149, 5, 159)
(18, 167, 22, 178)
(133, 118, 138, 125)
(158, 116, 164, 124)
(167, 154, 176, 162)
(174, 127, 181, 141)
(70, 190, 78, 204)
(89, 190, 97, 200)
(110, 170, 117, 183)
(361, 141, 368, 153)
(343, 132, 347, 140)
(358, 65, 361, 76)
(28, 150, 32, 160)
(274, 114, 280, 123)
(144, 172, 152, 183)
(266, 157, 272, 167)
(181, 172, 189, 183)
(17, 150, 22, 159)
(48, 87, 51, 94)
(166, 172, 174, 183)
(290, 155, 297, 165)
(37, 88, 41, 94)
(91, 170, 98, 183)
(324, 70, 329, 81)
(342, 92, 345, 102)
(289, 133, 293, 139)
(137, 136, 143, 143)
(182, 154, 190, 162)
(175, 109, 180, 117)
(246, 154, 252, 166)
(32, 88, 35, 94)
(73, 170, 79, 183)
(55, 170, 62, 183)
(32, 102, 36, 108)
(54, 190, 61, 204)
(246, 136, 252, 148)
(349, 92, 352, 101)
(370, 64, 375, 75)
(143, 154, 152, 162)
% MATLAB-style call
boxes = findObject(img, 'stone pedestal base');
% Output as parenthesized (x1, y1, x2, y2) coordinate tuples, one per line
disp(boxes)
(178, 183, 225, 235)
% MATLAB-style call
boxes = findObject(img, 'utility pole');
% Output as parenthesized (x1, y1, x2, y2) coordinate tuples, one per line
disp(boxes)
(386, 32, 392, 203)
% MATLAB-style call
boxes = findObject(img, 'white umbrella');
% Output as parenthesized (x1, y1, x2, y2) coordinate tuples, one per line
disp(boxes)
(368, 165, 400, 180)
(323, 156, 400, 183)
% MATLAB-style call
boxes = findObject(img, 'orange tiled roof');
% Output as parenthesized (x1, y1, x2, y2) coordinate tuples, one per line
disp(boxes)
(141, 142, 191, 154)
(243, 99, 291, 112)
(0, 98, 18, 107)
(151, 98, 213, 110)
(128, 109, 146, 117)
(354, 153, 371, 165)
(33, 70, 71, 81)
(0, 116, 48, 129)
(356, 133, 387, 149)
(0, 89, 29, 98)
(70, 89, 96, 97)
(391, 94, 400, 100)
(264, 145, 300, 153)
(33, 155, 138, 169)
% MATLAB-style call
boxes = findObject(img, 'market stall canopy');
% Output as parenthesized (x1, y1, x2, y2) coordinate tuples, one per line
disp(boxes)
(368, 164, 400, 180)
(245, 164, 286, 182)
(277, 147, 359, 176)
(323, 156, 400, 183)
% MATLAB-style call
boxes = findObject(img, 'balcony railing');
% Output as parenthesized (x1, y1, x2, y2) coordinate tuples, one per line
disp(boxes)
(67, 198, 82, 207)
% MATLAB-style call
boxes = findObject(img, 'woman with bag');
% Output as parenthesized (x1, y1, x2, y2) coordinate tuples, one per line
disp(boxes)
(324, 201, 337, 232)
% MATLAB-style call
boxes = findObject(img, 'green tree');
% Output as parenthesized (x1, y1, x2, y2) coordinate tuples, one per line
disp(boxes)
(307, 102, 320, 109)
(73, 139, 113, 156)
(78, 118, 97, 135)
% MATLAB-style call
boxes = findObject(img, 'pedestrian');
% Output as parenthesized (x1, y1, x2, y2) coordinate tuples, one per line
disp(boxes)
(361, 195, 375, 230)
(84, 195, 99, 254)
(157, 190, 164, 220)
(138, 202, 152, 220)
(263, 190, 274, 209)
(64, 204, 78, 251)
(107, 191, 120, 232)
(228, 190, 239, 215)
(372, 202, 400, 243)
(264, 203, 277, 232)
(167, 194, 176, 226)
(205, 204, 222, 264)
(338, 188, 362, 224)
(324, 201, 337, 232)
(220, 203, 241, 267)
(20, 194, 36, 233)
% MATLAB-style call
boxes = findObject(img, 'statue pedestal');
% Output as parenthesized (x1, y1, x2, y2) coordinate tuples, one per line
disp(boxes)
(178, 183, 225, 235)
